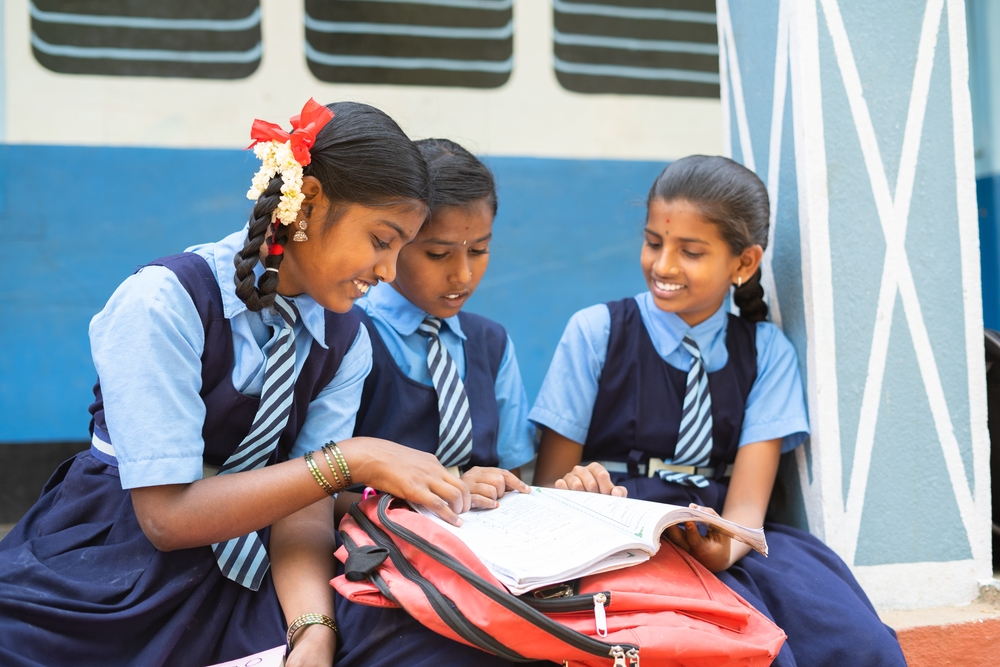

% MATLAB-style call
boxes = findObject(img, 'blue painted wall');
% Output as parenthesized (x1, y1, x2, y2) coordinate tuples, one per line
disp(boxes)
(968, 0, 1000, 329)
(979, 174, 1000, 330)
(1, 144, 659, 442)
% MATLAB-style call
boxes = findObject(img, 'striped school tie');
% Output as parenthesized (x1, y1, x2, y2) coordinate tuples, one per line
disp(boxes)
(418, 316, 473, 469)
(659, 336, 713, 489)
(212, 295, 298, 591)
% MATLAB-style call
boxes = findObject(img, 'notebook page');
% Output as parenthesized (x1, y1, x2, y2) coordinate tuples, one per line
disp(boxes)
(535, 487, 684, 548)
(413, 490, 647, 589)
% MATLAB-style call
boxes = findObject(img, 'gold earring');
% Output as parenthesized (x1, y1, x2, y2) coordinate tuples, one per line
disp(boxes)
(293, 219, 308, 242)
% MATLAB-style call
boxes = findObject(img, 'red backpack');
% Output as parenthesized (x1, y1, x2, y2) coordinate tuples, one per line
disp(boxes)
(333, 495, 785, 667)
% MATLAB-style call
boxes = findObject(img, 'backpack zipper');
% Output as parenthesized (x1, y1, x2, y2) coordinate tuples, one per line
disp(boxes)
(375, 495, 639, 660)
(593, 593, 608, 637)
(347, 503, 529, 662)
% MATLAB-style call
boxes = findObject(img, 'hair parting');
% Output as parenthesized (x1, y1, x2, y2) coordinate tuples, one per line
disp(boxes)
(414, 138, 497, 215)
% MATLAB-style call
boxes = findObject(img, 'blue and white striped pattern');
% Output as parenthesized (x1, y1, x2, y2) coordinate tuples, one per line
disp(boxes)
(419, 317, 474, 468)
(659, 336, 713, 488)
(553, 0, 720, 98)
(212, 295, 298, 591)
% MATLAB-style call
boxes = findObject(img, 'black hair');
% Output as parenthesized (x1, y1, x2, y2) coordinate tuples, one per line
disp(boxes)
(234, 101, 431, 311)
(414, 138, 497, 215)
(647, 155, 770, 323)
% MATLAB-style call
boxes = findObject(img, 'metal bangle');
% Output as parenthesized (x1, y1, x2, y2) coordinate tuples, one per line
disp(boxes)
(305, 451, 336, 496)
(321, 443, 345, 492)
(286, 612, 337, 650)
(330, 442, 352, 487)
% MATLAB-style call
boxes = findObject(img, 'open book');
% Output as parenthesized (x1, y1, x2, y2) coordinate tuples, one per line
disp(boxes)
(414, 487, 767, 595)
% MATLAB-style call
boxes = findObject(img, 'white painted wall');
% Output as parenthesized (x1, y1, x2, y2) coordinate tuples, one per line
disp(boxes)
(2, 0, 721, 161)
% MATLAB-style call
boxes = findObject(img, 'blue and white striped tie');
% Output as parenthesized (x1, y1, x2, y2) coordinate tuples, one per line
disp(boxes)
(418, 316, 473, 469)
(212, 295, 298, 591)
(659, 336, 714, 489)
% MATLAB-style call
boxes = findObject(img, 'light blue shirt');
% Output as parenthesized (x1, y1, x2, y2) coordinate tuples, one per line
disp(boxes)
(89, 229, 372, 490)
(360, 282, 537, 470)
(529, 292, 809, 453)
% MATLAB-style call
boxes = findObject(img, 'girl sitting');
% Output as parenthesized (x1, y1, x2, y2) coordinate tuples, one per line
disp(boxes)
(531, 155, 907, 667)
(0, 100, 472, 667)
(336, 138, 541, 667)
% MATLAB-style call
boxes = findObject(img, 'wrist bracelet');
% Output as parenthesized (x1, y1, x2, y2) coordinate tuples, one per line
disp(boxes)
(305, 451, 336, 496)
(321, 443, 345, 491)
(329, 442, 353, 487)
(286, 612, 337, 650)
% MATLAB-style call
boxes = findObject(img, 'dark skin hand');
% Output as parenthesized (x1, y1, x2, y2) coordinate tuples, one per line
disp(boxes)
(333, 466, 528, 525)
(271, 498, 338, 667)
(664, 438, 781, 572)
(533, 427, 627, 496)
(535, 427, 781, 574)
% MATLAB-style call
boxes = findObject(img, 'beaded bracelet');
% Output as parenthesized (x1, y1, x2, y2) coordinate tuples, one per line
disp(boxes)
(329, 442, 353, 487)
(304, 451, 336, 496)
(321, 443, 345, 492)
(286, 612, 337, 650)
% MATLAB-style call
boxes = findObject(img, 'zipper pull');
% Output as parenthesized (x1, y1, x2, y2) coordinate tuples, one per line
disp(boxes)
(626, 648, 640, 666)
(610, 646, 626, 666)
(594, 593, 608, 637)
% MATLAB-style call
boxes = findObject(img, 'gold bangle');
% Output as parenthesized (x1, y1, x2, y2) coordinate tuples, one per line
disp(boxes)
(305, 451, 336, 496)
(286, 612, 337, 650)
(321, 443, 345, 492)
(330, 442, 353, 487)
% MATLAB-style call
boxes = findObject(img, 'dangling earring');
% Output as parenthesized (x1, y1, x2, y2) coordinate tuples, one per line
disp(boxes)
(737, 276, 743, 288)
(293, 205, 313, 242)
(293, 219, 308, 242)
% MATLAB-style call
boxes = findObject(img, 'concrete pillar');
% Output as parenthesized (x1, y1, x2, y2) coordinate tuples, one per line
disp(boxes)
(719, 0, 991, 608)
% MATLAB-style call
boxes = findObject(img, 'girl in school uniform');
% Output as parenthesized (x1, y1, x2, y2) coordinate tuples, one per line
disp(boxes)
(0, 100, 475, 667)
(336, 138, 544, 667)
(531, 156, 907, 667)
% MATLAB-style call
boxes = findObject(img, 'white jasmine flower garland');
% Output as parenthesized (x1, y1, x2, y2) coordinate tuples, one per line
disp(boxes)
(246, 140, 305, 227)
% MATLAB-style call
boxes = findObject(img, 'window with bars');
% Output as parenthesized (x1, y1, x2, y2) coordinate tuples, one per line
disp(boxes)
(30, 0, 262, 79)
(304, 0, 514, 89)
(552, 0, 720, 98)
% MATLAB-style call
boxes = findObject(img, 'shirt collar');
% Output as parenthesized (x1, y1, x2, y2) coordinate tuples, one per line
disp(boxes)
(362, 281, 466, 340)
(188, 228, 329, 348)
(634, 291, 727, 361)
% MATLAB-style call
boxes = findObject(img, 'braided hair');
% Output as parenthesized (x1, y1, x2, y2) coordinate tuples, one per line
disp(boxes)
(414, 138, 497, 214)
(647, 155, 770, 323)
(234, 102, 431, 311)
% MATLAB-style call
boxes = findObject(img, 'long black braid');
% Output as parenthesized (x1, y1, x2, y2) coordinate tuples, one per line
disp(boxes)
(234, 176, 285, 311)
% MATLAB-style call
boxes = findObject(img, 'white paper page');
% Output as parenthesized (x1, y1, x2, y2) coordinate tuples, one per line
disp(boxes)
(203, 644, 285, 667)
(413, 490, 645, 590)
(535, 488, 683, 547)
(545, 488, 768, 555)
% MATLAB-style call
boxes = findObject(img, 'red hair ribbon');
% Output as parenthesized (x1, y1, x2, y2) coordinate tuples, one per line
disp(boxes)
(247, 98, 335, 166)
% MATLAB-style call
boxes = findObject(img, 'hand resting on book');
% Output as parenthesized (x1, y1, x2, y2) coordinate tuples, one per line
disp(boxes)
(460, 467, 531, 509)
(666, 504, 734, 573)
(553, 461, 628, 497)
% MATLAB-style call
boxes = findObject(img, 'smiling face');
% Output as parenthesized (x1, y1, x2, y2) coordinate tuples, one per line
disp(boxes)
(642, 198, 761, 326)
(274, 200, 426, 313)
(390, 199, 493, 319)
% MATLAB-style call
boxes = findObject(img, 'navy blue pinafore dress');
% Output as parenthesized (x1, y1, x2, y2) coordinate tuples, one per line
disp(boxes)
(351, 308, 507, 467)
(0, 253, 359, 667)
(335, 309, 551, 666)
(583, 298, 906, 667)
